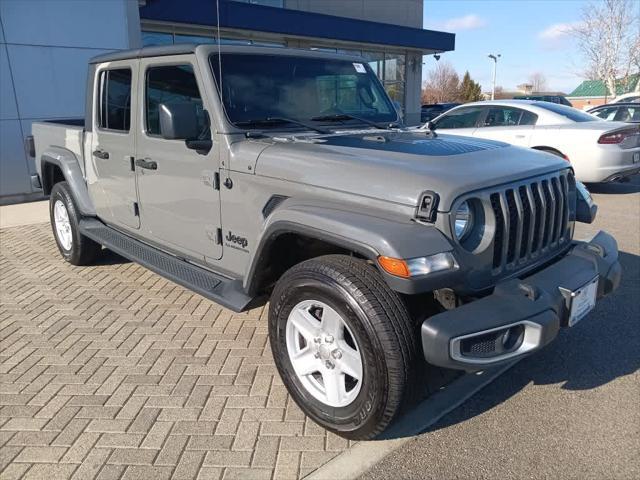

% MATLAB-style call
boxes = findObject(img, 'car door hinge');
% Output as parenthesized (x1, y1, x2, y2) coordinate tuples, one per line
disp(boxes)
(133, 202, 139, 217)
(214, 172, 220, 190)
(129, 156, 135, 171)
(216, 228, 223, 245)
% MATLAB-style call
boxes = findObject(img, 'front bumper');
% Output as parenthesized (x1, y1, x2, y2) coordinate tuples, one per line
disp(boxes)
(421, 230, 621, 370)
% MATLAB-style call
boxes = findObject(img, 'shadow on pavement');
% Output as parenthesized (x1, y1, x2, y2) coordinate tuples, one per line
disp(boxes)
(94, 248, 131, 266)
(383, 250, 639, 439)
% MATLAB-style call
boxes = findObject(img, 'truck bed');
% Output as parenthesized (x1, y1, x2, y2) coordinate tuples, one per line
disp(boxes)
(32, 119, 86, 177)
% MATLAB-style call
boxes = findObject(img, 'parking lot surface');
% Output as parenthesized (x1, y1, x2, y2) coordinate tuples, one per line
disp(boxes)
(1, 177, 638, 480)
(0, 222, 360, 480)
(360, 177, 640, 480)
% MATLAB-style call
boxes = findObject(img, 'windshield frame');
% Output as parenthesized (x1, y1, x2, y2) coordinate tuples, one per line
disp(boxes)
(208, 52, 401, 133)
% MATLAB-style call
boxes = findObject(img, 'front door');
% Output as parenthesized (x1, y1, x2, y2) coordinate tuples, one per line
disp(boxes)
(135, 57, 222, 262)
(473, 106, 537, 147)
(91, 61, 140, 229)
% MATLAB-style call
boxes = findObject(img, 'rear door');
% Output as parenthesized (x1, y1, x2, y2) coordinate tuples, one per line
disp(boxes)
(431, 106, 483, 137)
(135, 56, 222, 262)
(473, 106, 537, 147)
(91, 61, 140, 229)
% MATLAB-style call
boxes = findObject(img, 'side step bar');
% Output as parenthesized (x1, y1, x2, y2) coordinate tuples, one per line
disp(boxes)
(79, 218, 254, 312)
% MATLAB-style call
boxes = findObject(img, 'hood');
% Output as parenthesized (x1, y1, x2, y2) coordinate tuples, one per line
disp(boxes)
(253, 130, 569, 211)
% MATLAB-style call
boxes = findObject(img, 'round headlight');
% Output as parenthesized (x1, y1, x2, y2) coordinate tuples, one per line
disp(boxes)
(454, 201, 474, 241)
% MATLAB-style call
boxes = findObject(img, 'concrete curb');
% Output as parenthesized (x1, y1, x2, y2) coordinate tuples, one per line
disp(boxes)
(304, 361, 519, 480)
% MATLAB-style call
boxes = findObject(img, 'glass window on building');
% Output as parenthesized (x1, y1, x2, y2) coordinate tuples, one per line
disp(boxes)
(174, 34, 218, 44)
(142, 31, 173, 46)
(230, 0, 284, 6)
(142, 30, 279, 47)
(362, 51, 384, 81)
(361, 51, 406, 112)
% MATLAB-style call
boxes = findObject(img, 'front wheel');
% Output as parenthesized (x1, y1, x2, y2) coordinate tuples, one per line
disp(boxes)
(269, 255, 417, 440)
(49, 181, 101, 265)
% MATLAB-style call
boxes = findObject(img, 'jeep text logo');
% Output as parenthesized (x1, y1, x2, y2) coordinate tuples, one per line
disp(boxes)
(225, 231, 248, 249)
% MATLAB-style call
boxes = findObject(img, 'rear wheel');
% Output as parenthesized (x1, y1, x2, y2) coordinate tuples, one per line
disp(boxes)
(269, 255, 417, 440)
(49, 182, 101, 265)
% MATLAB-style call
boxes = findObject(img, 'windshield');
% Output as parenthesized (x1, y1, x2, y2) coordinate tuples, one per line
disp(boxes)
(535, 102, 597, 122)
(209, 53, 398, 129)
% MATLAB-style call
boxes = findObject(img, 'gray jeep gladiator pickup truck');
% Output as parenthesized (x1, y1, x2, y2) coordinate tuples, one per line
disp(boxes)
(32, 44, 621, 440)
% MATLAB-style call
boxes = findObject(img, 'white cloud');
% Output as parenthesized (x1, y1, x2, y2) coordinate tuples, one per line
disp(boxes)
(538, 22, 581, 41)
(428, 14, 487, 32)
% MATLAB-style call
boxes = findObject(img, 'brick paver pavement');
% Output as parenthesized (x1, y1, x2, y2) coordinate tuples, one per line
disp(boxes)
(0, 224, 356, 479)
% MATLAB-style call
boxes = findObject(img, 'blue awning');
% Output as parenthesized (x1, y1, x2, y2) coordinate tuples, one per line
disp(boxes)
(139, 0, 455, 53)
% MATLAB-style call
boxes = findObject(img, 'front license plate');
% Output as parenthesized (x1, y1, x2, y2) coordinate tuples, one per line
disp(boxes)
(568, 278, 598, 327)
(633, 152, 639, 163)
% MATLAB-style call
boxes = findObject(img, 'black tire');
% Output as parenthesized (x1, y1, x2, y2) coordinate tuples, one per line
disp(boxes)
(269, 254, 417, 440)
(49, 181, 101, 265)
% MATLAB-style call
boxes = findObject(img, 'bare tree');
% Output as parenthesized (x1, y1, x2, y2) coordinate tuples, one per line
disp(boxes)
(528, 72, 548, 92)
(421, 61, 460, 104)
(571, 0, 640, 99)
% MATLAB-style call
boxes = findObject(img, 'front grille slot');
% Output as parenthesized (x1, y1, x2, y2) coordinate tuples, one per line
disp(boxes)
(491, 172, 573, 271)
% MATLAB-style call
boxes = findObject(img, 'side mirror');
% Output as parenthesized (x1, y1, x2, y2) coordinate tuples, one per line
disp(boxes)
(159, 102, 200, 140)
(159, 102, 212, 154)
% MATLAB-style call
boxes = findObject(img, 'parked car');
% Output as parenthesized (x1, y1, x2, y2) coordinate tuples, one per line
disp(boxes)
(612, 92, 640, 103)
(424, 100, 640, 183)
(32, 45, 621, 440)
(420, 102, 460, 123)
(513, 94, 572, 106)
(588, 102, 640, 123)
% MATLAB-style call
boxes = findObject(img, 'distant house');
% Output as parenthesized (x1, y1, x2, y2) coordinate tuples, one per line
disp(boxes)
(567, 73, 640, 109)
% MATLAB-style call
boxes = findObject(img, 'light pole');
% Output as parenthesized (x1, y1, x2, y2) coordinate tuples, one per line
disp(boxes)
(488, 53, 501, 100)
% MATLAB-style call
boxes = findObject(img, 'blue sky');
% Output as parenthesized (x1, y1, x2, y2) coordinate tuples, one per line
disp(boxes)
(422, 0, 590, 93)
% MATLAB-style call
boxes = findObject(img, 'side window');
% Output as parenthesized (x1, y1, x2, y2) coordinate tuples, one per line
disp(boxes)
(98, 69, 132, 131)
(614, 106, 639, 122)
(145, 64, 205, 137)
(593, 107, 617, 121)
(519, 110, 538, 126)
(484, 107, 523, 127)
(434, 107, 483, 129)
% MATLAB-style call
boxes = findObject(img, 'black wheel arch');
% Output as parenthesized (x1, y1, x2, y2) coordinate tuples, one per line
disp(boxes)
(245, 222, 379, 297)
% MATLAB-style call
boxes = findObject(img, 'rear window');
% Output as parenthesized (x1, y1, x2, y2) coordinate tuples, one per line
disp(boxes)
(536, 102, 596, 122)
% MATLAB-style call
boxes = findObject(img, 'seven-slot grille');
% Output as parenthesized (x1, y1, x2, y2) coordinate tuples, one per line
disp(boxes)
(490, 171, 573, 271)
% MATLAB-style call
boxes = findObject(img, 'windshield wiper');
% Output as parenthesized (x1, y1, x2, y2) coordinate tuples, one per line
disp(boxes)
(310, 113, 399, 130)
(235, 117, 330, 134)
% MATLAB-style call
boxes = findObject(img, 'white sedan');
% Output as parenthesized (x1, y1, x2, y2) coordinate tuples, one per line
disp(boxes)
(423, 100, 640, 183)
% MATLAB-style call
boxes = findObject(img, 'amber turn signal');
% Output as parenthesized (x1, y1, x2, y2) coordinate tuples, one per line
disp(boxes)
(377, 256, 411, 278)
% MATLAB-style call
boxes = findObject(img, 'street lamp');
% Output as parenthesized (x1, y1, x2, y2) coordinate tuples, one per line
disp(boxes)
(488, 53, 501, 100)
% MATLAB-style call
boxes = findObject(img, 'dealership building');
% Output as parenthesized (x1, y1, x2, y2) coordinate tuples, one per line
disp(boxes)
(0, 0, 454, 203)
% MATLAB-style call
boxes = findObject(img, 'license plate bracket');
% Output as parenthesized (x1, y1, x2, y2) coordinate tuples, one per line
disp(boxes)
(561, 277, 599, 327)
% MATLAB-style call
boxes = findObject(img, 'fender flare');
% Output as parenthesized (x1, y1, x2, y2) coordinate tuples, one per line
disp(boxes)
(243, 201, 455, 295)
(40, 147, 96, 216)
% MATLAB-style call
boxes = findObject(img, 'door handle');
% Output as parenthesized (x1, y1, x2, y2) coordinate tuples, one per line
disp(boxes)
(93, 149, 109, 160)
(135, 158, 158, 170)
(515, 134, 526, 139)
